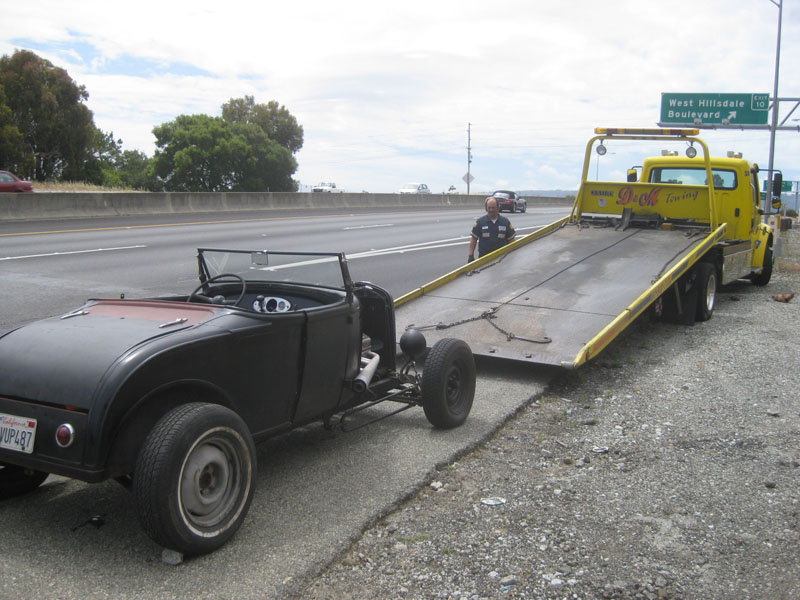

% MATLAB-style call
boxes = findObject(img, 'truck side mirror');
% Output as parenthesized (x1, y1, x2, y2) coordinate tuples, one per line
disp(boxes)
(771, 172, 783, 210)
(627, 169, 638, 183)
(772, 172, 783, 198)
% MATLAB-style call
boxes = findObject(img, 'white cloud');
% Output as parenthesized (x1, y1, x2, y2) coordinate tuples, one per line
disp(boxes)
(2, 0, 800, 193)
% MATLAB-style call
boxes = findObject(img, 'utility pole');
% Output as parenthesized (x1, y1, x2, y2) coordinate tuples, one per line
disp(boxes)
(467, 123, 473, 195)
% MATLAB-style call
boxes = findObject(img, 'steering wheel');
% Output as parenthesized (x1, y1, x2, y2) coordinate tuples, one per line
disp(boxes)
(187, 273, 247, 306)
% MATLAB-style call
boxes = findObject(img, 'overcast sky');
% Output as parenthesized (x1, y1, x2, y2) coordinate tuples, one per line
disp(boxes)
(3, 0, 800, 195)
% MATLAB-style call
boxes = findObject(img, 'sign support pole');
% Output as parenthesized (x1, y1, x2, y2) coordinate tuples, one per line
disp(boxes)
(765, 0, 783, 220)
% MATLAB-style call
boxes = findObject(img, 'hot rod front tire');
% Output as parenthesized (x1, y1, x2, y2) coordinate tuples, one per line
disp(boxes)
(133, 403, 256, 556)
(421, 338, 476, 429)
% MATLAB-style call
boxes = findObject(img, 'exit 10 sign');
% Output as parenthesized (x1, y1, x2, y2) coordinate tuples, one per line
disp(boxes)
(660, 93, 769, 125)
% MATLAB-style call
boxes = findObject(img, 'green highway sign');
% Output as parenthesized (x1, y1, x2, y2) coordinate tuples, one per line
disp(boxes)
(763, 179, 794, 192)
(660, 93, 769, 125)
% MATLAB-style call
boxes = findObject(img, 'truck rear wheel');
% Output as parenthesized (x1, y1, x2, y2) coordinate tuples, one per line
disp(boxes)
(133, 403, 256, 556)
(695, 263, 717, 322)
(422, 339, 476, 429)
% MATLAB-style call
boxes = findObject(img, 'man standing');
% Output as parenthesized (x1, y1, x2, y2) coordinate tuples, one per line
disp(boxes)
(468, 197, 516, 262)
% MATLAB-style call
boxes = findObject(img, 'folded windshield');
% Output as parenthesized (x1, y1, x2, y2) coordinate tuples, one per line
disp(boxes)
(198, 249, 348, 290)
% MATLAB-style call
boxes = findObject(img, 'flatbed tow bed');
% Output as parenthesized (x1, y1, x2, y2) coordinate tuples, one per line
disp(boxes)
(395, 217, 721, 368)
(394, 128, 773, 368)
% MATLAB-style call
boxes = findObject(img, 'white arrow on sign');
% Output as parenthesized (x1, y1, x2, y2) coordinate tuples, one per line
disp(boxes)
(462, 173, 474, 184)
(728, 111, 737, 120)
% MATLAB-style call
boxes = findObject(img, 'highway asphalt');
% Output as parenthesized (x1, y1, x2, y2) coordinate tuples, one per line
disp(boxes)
(0, 207, 562, 598)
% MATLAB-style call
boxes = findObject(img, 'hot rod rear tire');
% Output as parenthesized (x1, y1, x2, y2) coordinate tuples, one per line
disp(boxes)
(421, 338, 476, 429)
(0, 463, 48, 499)
(133, 403, 256, 556)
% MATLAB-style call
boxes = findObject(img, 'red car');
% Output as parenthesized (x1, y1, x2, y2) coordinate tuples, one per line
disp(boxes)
(0, 171, 34, 192)
(488, 190, 526, 213)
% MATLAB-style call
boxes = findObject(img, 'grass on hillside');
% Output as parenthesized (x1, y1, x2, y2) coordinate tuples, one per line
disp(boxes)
(34, 181, 139, 192)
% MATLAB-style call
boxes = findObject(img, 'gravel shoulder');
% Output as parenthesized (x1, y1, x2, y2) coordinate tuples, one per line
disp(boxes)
(298, 227, 800, 600)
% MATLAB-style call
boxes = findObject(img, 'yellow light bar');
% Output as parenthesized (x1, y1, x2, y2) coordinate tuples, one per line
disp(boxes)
(595, 127, 699, 136)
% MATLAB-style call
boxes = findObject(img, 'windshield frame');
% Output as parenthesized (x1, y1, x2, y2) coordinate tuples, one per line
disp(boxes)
(196, 248, 353, 292)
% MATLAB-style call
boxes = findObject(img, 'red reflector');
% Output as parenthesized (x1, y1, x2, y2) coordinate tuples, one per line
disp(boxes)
(55, 424, 75, 448)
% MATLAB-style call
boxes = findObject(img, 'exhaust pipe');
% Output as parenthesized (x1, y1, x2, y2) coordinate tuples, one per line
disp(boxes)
(352, 351, 380, 393)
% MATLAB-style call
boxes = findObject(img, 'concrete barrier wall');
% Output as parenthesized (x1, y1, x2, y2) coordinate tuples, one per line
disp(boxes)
(0, 192, 573, 221)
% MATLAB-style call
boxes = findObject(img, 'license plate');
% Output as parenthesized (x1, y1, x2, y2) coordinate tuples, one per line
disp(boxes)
(0, 412, 37, 454)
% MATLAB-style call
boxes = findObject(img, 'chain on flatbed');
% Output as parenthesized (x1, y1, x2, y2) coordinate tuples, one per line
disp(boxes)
(408, 307, 552, 344)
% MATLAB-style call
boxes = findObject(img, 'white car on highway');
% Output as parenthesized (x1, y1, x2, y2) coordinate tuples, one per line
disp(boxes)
(398, 183, 431, 194)
(312, 182, 342, 193)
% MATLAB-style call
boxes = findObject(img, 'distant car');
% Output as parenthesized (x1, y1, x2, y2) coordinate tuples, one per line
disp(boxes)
(489, 190, 526, 213)
(0, 171, 33, 193)
(398, 183, 431, 194)
(312, 182, 341, 193)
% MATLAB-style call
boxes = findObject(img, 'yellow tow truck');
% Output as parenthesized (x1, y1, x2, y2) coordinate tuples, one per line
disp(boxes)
(394, 128, 777, 368)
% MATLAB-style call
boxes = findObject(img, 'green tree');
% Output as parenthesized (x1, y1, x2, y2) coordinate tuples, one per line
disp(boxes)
(115, 149, 157, 190)
(0, 49, 96, 181)
(0, 84, 26, 172)
(222, 95, 303, 153)
(84, 128, 123, 186)
(229, 122, 297, 191)
(152, 114, 241, 191)
(152, 113, 297, 192)
(84, 130, 157, 190)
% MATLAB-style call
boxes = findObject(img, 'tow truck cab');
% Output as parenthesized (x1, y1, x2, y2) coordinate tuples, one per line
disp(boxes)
(637, 152, 773, 285)
(640, 154, 761, 242)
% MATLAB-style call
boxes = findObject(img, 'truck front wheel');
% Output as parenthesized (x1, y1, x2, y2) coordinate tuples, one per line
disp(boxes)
(133, 403, 256, 556)
(695, 263, 717, 322)
(751, 246, 773, 286)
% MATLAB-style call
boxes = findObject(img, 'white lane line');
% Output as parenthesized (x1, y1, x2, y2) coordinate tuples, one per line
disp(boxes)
(343, 224, 395, 230)
(347, 227, 540, 259)
(252, 229, 543, 272)
(0, 224, 543, 262)
(0, 245, 147, 261)
(348, 241, 467, 258)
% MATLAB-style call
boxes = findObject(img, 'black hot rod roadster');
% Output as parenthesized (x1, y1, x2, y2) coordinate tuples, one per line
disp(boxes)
(0, 248, 476, 555)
